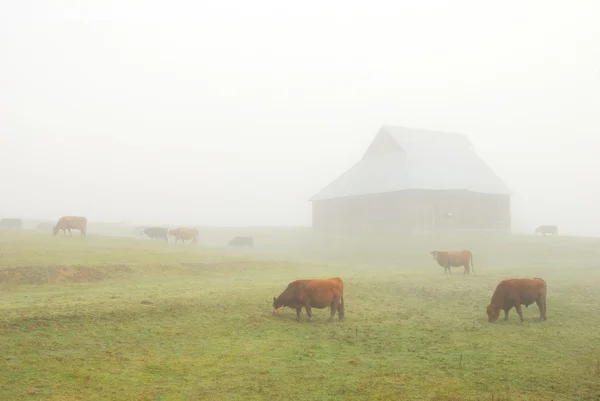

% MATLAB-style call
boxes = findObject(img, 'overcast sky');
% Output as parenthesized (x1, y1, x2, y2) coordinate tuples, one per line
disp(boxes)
(1, 0, 599, 235)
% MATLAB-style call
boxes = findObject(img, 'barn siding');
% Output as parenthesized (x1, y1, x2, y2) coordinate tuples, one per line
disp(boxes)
(312, 190, 510, 232)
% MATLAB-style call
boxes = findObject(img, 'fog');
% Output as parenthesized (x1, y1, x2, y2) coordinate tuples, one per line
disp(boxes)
(1, 1, 598, 235)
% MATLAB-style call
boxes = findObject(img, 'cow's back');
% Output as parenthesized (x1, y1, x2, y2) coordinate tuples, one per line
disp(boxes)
(305, 277, 344, 295)
(536, 225, 557, 234)
(144, 226, 167, 237)
(170, 227, 198, 238)
(493, 277, 546, 301)
(58, 216, 87, 229)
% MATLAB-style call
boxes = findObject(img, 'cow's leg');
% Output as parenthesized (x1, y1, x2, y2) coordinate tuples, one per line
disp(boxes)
(504, 309, 509, 321)
(328, 298, 338, 322)
(514, 303, 524, 322)
(68, 228, 72, 236)
(305, 304, 313, 322)
(536, 298, 547, 321)
(295, 307, 302, 321)
(329, 302, 334, 322)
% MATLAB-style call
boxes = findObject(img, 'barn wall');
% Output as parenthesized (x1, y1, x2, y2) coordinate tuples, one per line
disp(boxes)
(312, 190, 511, 232)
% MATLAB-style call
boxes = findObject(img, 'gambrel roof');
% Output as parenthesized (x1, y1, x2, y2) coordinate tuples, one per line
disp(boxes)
(310, 125, 510, 201)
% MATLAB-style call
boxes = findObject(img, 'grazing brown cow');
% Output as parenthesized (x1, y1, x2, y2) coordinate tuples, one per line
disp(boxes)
(486, 277, 547, 323)
(535, 225, 558, 236)
(53, 216, 87, 237)
(168, 227, 199, 245)
(272, 277, 344, 322)
(430, 250, 474, 275)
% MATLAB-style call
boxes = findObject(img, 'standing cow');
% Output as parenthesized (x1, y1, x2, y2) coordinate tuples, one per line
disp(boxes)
(169, 227, 199, 245)
(486, 277, 547, 323)
(143, 226, 169, 241)
(535, 225, 558, 236)
(272, 277, 344, 322)
(228, 236, 254, 248)
(53, 216, 87, 237)
(430, 250, 474, 275)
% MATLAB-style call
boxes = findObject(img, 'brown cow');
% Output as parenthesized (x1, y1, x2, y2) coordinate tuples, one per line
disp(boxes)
(486, 277, 547, 323)
(168, 227, 199, 245)
(53, 216, 87, 237)
(430, 250, 474, 275)
(535, 225, 558, 236)
(272, 277, 344, 322)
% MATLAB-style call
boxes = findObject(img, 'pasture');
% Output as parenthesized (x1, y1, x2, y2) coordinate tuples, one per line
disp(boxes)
(1, 229, 600, 401)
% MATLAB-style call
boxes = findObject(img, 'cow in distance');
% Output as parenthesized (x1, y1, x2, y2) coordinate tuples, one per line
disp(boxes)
(143, 226, 169, 241)
(430, 250, 474, 275)
(169, 227, 199, 245)
(53, 216, 87, 237)
(535, 225, 558, 236)
(228, 236, 253, 248)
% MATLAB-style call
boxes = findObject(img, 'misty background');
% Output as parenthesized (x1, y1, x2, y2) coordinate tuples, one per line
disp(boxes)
(1, 1, 598, 235)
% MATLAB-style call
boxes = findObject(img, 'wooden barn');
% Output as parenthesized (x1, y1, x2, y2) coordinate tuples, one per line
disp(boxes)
(309, 125, 511, 232)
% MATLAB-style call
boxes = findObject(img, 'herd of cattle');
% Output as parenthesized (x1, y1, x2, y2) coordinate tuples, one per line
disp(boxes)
(272, 250, 547, 324)
(44, 215, 549, 324)
(46, 216, 253, 248)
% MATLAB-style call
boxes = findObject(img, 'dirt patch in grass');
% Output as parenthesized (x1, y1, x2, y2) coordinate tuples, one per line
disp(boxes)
(0, 265, 107, 285)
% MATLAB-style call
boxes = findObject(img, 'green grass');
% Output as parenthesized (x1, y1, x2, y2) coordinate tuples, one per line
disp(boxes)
(1, 229, 600, 400)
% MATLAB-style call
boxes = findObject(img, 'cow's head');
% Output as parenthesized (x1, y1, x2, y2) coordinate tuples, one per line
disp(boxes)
(52, 225, 59, 236)
(272, 296, 284, 316)
(486, 304, 500, 323)
(430, 251, 438, 259)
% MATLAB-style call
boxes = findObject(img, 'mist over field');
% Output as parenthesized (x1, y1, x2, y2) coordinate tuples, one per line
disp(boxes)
(2, 4, 600, 399)
(1, 1, 599, 235)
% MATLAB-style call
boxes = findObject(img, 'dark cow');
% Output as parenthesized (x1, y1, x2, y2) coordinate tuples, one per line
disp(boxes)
(169, 227, 199, 245)
(272, 277, 344, 322)
(228, 236, 253, 248)
(143, 226, 168, 241)
(53, 216, 87, 237)
(430, 250, 474, 275)
(535, 225, 558, 236)
(486, 277, 547, 323)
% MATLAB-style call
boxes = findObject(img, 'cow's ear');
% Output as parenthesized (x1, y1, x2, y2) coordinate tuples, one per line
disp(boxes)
(272, 296, 276, 302)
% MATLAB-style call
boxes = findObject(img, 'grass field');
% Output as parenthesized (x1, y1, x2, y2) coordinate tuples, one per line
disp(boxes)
(1, 228, 600, 401)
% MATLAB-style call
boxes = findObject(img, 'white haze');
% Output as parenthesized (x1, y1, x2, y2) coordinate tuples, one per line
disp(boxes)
(1, 1, 599, 235)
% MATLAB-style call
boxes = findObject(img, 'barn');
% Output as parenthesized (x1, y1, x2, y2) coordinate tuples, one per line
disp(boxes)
(309, 125, 511, 232)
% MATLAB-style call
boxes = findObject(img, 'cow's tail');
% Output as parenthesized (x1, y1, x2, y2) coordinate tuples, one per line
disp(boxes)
(471, 252, 475, 276)
(338, 292, 345, 321)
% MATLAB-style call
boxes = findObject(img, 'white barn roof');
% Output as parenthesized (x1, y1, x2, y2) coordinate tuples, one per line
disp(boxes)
(310, 125, 511, 201)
